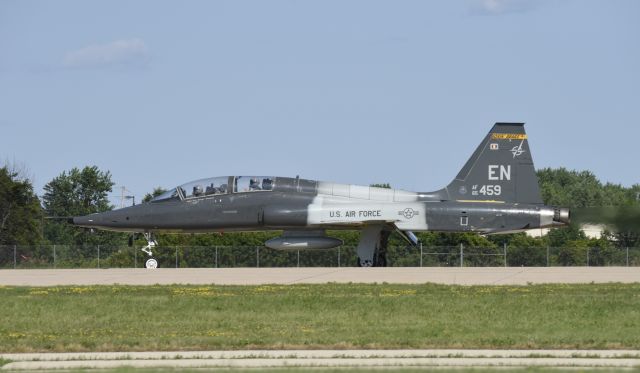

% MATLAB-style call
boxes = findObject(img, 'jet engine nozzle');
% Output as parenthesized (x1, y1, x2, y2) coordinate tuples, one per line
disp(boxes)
(553, 208, 571, 224)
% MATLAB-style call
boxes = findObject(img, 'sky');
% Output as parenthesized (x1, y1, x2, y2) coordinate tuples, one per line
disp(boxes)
(1, 0, 639, 206)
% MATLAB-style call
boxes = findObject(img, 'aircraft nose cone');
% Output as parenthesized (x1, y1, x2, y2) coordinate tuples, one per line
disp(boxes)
(72, 205, 143, 230)
(72, 214, 98, 227)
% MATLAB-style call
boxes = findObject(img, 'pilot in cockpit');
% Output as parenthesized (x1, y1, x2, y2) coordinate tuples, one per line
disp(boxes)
(205, 183, 216, 195)
(193, 185, 204, 197)
(262, 178, 273, 190)
(249, 178, 261, 191)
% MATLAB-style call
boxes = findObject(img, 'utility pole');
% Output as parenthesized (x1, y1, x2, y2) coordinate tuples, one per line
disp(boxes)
(119, 186, 135, 208)
(120, 186, 127, 208)
(504, 242, 507, 267)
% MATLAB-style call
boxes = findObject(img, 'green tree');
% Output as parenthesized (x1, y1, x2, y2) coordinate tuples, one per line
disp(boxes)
(142, 187, 167, 203)
(0, 166, 42, 246)
(504, 233, 547, 266)
(42, 166, 124, 247)
(557, 239, 589, 266)
(584, 232, 620, 266)
(547, 224, 586, 248)
(537, 168, 605, 208)
(537, 168, 637, 208)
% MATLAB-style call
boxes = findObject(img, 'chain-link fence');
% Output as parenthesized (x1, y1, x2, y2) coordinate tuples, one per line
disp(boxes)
(1, 244, 639, 269)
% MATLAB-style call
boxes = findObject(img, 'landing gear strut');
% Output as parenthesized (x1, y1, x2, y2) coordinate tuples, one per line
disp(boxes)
(141, 232, 158, 269)
(374, 230, 390, 267)
(356, 225, 390, 267)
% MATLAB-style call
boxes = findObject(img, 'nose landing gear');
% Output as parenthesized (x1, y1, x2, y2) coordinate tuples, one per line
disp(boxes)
(145, 258, 158, 269)
(141, 232, 159, 269)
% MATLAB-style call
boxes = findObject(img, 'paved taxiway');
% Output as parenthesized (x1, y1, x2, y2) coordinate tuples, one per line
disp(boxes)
(1, 267, 639, 286)
(3, 349, 640, 370)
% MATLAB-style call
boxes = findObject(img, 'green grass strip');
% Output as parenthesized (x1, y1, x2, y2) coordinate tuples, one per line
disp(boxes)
(1, 283, 639, 352)
(72, 369, 640, 373)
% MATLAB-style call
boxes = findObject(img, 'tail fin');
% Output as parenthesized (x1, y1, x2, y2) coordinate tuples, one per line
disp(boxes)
(443, 123, 543, 204)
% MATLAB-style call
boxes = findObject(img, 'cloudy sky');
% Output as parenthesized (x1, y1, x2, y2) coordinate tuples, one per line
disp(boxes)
(1, 0, 639, 205)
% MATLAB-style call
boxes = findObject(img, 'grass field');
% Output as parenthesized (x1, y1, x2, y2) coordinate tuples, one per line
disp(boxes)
(3, 367, 639, 373)
(1, 283, 640, 352)
(41, 369, 640, 373)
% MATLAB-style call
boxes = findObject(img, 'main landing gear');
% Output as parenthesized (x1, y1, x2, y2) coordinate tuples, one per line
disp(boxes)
(141, 232, 158, 269)
(356, 225, 390, 267)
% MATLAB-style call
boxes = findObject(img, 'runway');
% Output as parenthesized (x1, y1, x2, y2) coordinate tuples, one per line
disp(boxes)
(1, 266, 639, 286)
(3, 349, 640, 370)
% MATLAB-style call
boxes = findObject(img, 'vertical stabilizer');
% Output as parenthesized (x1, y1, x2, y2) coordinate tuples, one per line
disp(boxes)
(443, 123, 543, 204)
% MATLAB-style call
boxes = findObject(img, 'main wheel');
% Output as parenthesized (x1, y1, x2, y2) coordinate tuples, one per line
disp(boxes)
(145, 258, 158, 269)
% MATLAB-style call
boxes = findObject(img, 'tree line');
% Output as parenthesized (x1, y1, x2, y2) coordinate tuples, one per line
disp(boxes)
(1, 164, 638, 267)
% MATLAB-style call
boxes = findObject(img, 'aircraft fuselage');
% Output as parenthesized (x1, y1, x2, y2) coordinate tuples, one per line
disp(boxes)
(73, 176, 565, 235)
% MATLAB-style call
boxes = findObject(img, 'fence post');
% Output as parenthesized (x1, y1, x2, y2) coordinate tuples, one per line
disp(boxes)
(97, 245, 100, 269)
(13, 245, 16, 269)
(256, 247, 260, 268)
(460, 243, 464, 267)
(53, 245, 56, 269)
(297, 250, 300, 268)
(420, 243, 423, 267)
(215, 247, 218, 268)
(546, 246, 550, 267)
(504, 242, 507, 267)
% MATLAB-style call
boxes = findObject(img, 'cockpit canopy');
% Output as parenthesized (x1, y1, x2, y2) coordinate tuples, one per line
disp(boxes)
(234, 176, 274, 193)
(151, 176, 275, 202)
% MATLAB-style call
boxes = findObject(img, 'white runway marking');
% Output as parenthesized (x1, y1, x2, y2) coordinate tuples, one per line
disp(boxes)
(0, 267, 639, 287)
(3, 349, 640, 370)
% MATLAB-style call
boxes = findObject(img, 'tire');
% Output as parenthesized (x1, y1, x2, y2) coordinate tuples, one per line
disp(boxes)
(145, 258, 158, 269)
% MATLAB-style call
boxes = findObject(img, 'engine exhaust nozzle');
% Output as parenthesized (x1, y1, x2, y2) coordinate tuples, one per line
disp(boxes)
(553, 207, 571, 224)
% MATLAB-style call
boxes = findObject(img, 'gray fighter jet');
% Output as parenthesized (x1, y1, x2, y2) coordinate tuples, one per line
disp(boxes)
(73, 123, 570, 268)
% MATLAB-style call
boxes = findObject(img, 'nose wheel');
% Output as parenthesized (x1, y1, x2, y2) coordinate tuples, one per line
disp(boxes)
(141, 233, 158, 269)
(145, 258, 158, 269)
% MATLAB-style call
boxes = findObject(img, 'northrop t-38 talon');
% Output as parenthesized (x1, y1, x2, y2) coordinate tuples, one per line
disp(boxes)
(73, 123, 570, 268)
